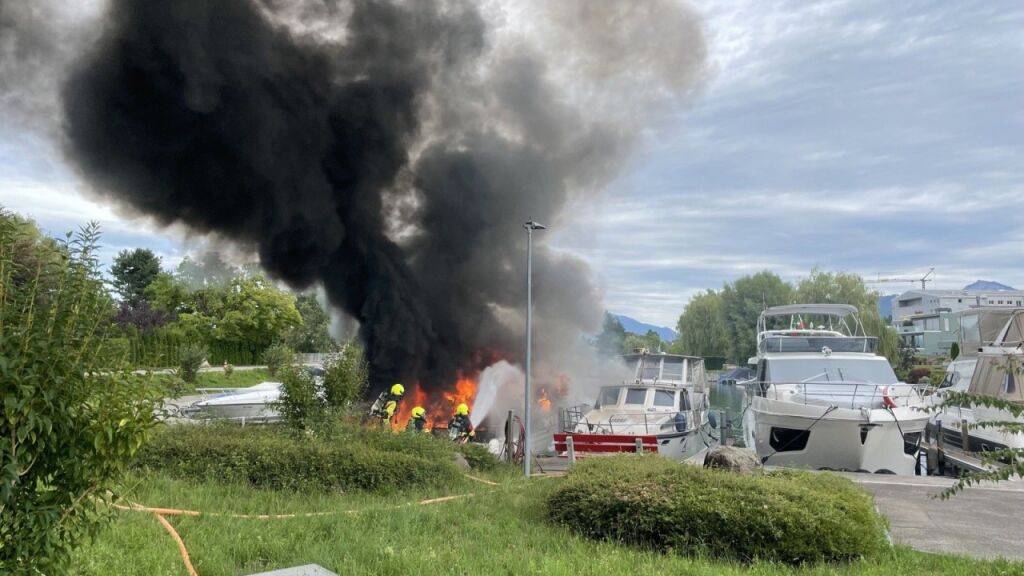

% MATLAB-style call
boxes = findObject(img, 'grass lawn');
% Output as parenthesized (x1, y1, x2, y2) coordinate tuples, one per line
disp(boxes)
(156, 368, 273, 396)
(72, 471, 1023, 576)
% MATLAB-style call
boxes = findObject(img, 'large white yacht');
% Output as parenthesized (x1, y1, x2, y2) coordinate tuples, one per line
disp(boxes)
(555, 351, 715, 462)
(934, 308, 1024, 451)
(743, 304, 931, 475)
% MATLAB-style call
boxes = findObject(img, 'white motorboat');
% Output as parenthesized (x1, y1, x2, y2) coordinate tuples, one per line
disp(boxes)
(934, 308, 1024, 451)
(555, 351, 716, 462)
(742, 304, 931, 475)
(183, 382, 282, 422)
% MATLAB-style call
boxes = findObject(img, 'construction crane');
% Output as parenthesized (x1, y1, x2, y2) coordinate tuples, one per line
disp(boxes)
(866, 267, 935, 290)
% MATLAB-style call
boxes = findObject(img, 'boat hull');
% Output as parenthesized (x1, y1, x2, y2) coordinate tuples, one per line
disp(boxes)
(745, 397, 928, 475)
(933, 406, 1024, 451)
(190, 402, 279, 422)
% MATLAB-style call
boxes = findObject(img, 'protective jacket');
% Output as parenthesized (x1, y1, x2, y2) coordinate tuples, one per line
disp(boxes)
(448, 413, 474, 438)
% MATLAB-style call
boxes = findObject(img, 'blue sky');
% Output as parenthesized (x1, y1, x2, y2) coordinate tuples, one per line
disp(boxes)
(2, 0, 1022, 327)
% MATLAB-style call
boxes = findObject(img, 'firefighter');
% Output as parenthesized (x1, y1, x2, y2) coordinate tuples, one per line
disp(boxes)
(448, 403, 474, 442)
(369, 383, 405, 426)
(407, 406, 428, 433)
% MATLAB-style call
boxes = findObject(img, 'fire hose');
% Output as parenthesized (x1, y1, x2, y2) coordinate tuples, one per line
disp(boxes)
(115, 474, 498, 575)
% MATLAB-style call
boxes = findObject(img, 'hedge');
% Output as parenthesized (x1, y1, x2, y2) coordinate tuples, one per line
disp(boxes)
(136, 424, 463, 493)
(546, 455, 888, 564)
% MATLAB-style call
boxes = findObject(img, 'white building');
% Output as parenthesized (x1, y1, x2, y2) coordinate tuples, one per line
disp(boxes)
(891, 289, 1024, 323)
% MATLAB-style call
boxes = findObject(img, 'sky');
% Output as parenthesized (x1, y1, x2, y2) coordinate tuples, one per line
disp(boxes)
(1, 0, 1022, 328)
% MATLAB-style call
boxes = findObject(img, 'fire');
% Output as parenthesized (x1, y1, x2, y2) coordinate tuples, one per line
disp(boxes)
(390, 374, 480, 431)
(538, 387, 552, 412)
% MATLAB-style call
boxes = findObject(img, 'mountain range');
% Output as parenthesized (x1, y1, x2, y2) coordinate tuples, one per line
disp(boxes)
(611, 313, 678, 342)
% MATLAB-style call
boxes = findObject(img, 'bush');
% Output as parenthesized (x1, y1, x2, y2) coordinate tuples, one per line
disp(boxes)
(455, 442, 504, 472)
(0, 217, 160, 573)
(546, 455, 888, 564)
(136, 424, 462, 493)
(277, 365, 323, 429)
(178, 342, 207, 384)
(322, 341, 368, 410)
(262, 342, 295, 377)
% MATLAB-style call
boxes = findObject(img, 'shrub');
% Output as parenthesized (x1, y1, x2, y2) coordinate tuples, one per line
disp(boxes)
(0, 216, 160, 573)
(908, 367, 939, 385)
(322, 341, 368, 410)
(455, 442, 504, 472)
(276, 365, 323, 429)
(546, 455, 888, 564)
(178, 342, 207, 383)
(136, 424, 462, 493)
(262, 342, 295, 376)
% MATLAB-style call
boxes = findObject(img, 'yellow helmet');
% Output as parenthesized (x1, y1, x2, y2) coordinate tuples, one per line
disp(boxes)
(390, 383, 405, 396)
(410, 406, 426, 419)
(455, 403, 469, 416)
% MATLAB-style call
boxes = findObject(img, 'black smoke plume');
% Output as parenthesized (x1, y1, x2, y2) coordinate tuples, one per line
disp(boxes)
(60, 0, 705, 391)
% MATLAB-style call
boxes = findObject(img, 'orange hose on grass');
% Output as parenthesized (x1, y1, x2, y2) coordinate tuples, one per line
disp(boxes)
(153, 513, 198, 576)
(115, 492, 477, 520)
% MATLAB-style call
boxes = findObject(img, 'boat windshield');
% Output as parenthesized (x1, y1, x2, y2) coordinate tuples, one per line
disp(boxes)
(595, 387, 621, 409)
(766, 357, 897, 385)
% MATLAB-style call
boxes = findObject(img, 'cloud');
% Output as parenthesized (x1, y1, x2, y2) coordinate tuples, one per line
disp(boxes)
(2, 0, 1022, 329)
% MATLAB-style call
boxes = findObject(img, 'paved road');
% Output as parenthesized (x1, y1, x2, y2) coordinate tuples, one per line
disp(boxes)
(844, 473, 1024, 560)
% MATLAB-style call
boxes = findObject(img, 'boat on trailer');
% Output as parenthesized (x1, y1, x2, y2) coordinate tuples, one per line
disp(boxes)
(181, 366, 326, 423)
(555, 351, 715, 462)
(181, 382, 283, 422)
(934, 308, 1024, 452)
(742, 304, 932, 475)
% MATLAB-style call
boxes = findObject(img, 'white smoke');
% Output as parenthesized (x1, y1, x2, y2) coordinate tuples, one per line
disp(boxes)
(470, 360, 523, 427)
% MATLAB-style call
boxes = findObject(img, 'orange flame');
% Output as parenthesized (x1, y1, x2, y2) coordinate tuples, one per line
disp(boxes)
(538, 387, 552, 412)
(391, 374, 480, 431)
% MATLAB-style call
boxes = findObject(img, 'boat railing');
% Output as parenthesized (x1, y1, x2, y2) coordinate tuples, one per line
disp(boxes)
(560, 405, 704, 435)
(754, 380, 931, 409)
(757, 336, 879, 354)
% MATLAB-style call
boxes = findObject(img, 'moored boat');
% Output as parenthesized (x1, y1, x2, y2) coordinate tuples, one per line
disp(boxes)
(743, 304, 931, 475)
(934, 308, 1024, 452)
(555, 351, 716, 462)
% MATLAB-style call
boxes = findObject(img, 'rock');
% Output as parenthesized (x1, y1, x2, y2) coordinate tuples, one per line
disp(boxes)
(452, 452, 471, 471)
(703, 446, 760, 474)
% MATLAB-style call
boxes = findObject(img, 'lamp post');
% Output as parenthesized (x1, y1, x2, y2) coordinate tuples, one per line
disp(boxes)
(523, 220, 546, 477)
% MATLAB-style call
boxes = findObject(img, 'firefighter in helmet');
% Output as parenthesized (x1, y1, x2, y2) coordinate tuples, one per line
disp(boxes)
(407, 406, 428, 433)
(369, 383, 405, 426)
(448, 403, 474, 442)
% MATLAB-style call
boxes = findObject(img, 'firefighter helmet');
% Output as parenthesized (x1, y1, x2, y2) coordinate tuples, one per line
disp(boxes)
(410, 406, 426, 419)
(455, 403, 469, 416)
(390, 383, 405, 396)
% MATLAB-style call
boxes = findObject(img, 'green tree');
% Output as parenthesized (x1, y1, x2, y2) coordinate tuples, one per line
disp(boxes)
(674, 290, 729, 358)
(110, 248, 162, 305)
(623, 329, 662, 353)
(287, 294, 334, 352)
(594, 313, 627, 357)
(175, 251, 238, 289)
(0, 213, 159, 573)
(276, 365, 322, 430)
(144, 272, 192, 317)
(720, 271, 794, 363)
(262, 342, 296, 377)
(322, 340, 369, 410)
(794, 268, 900, 366)
(213, 276, 302, 349)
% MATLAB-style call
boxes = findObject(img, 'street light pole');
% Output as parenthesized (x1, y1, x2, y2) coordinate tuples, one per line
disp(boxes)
(523, 220, 546, 477)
